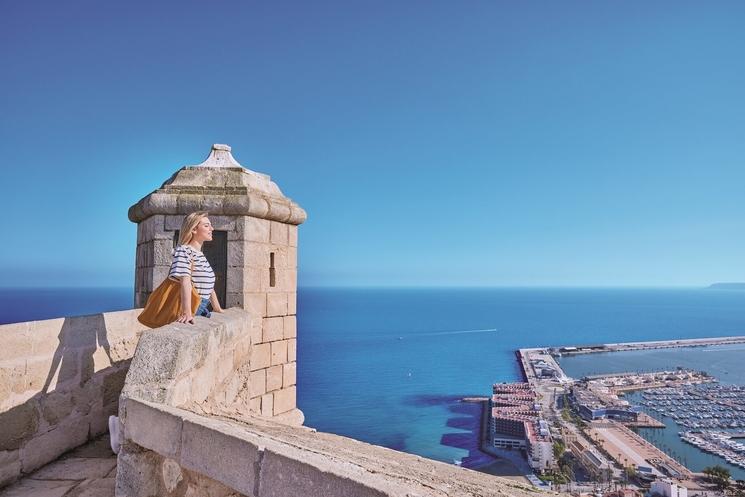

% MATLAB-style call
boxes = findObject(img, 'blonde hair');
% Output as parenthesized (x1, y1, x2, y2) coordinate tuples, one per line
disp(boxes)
(178, 211, 209, 245)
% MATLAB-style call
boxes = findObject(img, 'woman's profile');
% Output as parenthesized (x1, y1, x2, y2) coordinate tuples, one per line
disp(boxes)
(170, 211, 224, 323)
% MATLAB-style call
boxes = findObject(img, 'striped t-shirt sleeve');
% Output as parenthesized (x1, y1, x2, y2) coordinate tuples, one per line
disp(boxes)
(169, 245, 193, 279)
(168, 245, 216, 299)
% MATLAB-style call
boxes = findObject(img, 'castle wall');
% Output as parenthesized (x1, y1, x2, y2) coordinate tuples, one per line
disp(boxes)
(224, 217, 298, 419)
(0, 309, 147, 487)
(117, 313, 544, 497)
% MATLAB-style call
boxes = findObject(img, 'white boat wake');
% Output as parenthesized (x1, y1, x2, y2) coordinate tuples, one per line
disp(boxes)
(410, 328, 498, 337)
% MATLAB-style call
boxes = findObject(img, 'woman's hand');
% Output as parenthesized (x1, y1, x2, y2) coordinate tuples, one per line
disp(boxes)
(210, 290, 224, 313)
(177, 312, 194, 324)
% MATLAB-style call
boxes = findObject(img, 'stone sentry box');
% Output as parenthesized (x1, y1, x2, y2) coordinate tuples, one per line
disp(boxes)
(128, 144, 305, 418)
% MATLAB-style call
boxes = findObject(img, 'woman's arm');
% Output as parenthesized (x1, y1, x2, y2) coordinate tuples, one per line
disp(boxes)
(177, 276, 194, 323)
(209, 290, 224, 313)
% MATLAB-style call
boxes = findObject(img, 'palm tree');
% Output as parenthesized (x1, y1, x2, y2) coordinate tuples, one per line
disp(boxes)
(733, 480, 745, 497)
(703, 465, 731, 492)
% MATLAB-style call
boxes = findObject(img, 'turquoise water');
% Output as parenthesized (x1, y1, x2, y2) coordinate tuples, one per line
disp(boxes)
(296, 288, 745, 467)
(2, 286, 745, 470)
(559, 344, 745, 479)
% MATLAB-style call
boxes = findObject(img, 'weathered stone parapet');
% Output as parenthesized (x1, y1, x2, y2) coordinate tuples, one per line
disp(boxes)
(118, 398, 547, 497)
(120, 308, 301, 423)
(0, 309, 147, 488)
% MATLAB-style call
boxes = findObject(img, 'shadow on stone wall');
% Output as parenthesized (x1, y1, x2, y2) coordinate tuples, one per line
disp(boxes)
(41, 314, 111, 394)
(0, 310, 144, 487)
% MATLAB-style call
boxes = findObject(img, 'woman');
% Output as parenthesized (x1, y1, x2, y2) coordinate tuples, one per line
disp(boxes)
(170, 211, 224, 323)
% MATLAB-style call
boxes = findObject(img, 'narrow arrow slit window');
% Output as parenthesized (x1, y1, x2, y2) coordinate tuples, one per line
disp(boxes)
(270, 252, 276, 287)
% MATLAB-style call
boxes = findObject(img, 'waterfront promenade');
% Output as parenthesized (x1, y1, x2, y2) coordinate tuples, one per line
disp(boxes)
(587, 421, 692, 479)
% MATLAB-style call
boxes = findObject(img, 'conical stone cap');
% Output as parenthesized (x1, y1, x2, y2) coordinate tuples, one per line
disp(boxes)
(128, 144, 306, 225)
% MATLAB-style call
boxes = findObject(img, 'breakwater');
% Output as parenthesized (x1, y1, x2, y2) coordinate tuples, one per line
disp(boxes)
(514, 350, 528, 381)
(554, 335, 745, 356)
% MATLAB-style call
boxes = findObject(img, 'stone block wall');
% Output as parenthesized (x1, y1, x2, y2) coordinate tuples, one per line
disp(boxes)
(134, 214, 299, 420)
(227, 218, 298, 420)
(117, 398, 546, 497)
(134, 214, 177, 307)
(120, 308, 278, 421)
(0, 310, 147, 487)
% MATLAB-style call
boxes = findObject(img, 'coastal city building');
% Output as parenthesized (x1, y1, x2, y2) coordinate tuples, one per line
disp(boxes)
(568, 369, 715, 424)
(569, 384, 642, 422)
(651, 479, 689, 497)
(489, 383, 555, 472)
(562, 428, 611, 480)
(531, 359, 558, 379)
(586, 370, 713, 395)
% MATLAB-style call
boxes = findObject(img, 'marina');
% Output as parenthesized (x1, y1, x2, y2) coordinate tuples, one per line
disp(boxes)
(514, 349, 698, 484)
(640, 385, 745, 430)
(558, 340, 745, 480)
(638, 384, 745, 470)
(679, 431, 745, 469)
(515, 336, 745, 487)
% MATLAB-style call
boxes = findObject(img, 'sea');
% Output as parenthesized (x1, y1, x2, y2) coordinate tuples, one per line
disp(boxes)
(2, 287, 744, 474)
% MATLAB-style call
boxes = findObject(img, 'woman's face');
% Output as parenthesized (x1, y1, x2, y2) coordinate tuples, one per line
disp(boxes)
(192, 217, 213, 243)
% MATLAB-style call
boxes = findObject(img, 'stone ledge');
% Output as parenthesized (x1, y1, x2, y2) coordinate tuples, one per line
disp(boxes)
(119, 398, 549, 497)
(124, 397, 183, 459)
(181, 417, 260, 495)
(121, 308, 253, 406)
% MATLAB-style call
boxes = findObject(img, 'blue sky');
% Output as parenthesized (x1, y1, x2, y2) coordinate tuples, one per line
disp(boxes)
(2, 1, 743, 288)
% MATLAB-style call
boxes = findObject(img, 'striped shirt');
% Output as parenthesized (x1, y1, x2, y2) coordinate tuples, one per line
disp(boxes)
(168, 245, 216, 299)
